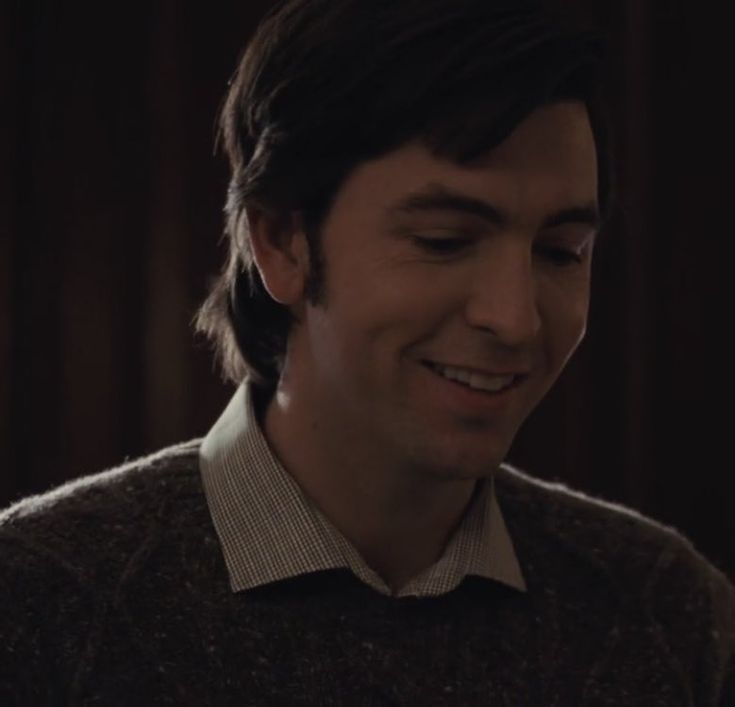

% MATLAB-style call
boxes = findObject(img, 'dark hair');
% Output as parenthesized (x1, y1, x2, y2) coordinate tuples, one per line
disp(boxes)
(195, 0, 613, 390)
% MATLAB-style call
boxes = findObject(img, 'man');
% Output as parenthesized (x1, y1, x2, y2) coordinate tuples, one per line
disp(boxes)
(2, 0, 733, 704)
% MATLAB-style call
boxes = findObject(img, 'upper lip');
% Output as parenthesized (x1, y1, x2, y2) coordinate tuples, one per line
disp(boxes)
(423, 360, 531, 378)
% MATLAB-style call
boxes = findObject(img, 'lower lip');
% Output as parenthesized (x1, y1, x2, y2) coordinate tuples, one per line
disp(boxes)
(420, 361, 521, 415)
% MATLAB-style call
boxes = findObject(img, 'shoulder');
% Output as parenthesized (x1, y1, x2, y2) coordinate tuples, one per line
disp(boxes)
(496, 461, 733, 589)
(496, 462, 735, 697)
(496, 462, 687, 560)
(0, 439, 207, 578)
(1, 439, 203, 521)
(0, 440, 211, 700)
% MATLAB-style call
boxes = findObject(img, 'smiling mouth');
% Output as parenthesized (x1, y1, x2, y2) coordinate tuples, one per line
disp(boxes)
(422, 360, 524, 394)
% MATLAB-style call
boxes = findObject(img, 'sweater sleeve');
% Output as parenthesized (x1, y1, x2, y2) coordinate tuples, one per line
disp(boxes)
(648, 534, 735, 707)
(0, 529, 93, 705)
(703, 567, 735, 706)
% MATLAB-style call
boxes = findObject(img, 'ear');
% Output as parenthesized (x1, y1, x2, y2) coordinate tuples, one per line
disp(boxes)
(246, 206, 310, 308)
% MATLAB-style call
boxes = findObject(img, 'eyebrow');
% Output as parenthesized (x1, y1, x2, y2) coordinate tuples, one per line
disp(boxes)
(387, 182, 602, 233)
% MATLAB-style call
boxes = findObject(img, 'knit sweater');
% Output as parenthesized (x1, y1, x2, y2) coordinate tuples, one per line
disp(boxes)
(1, 440, 733, 706)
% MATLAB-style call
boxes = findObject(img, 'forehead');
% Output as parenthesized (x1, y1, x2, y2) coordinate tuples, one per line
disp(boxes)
(475, 100, 598, 175)
(328, 101, 598, 231)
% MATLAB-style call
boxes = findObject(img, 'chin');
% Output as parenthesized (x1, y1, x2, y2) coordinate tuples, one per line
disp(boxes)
(413, 445, 504, 481)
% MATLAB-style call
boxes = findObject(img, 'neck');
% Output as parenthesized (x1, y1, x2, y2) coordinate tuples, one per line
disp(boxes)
(261, 376, 479, 592)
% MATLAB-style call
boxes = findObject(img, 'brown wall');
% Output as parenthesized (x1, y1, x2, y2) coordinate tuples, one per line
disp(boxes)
(2, 2, 733, 580)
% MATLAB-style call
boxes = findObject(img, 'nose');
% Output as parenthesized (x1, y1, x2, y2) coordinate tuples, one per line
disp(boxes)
(463, 244, 541, 346)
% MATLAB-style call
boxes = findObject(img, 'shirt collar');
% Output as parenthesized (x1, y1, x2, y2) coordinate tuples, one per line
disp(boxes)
(199, 381, 526, 597)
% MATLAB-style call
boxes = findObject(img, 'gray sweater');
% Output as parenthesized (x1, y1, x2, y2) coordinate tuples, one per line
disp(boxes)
(1, 440, 734, 705)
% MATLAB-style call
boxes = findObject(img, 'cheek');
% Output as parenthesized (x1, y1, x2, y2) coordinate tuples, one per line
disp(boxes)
(341, 258, 454, 333)
(368, 277, 460, 366)
(304, 280, 399, 378)
(541, 281, 590, 368)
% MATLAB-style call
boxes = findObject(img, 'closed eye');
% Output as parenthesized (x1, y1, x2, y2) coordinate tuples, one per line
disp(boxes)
(413, 236, 584, 266)
(411, 236, 470, 255)
(535, 246, 583, 266)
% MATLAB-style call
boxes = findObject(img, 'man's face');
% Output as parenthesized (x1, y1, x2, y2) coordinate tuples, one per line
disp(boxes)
(290, 101, 599, 480)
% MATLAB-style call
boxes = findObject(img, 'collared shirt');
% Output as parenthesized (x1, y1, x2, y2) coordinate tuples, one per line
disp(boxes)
(199, 382, 526, 598)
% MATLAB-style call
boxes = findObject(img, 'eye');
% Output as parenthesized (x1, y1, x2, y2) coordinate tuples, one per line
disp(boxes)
(411, 236, 470, 255)
(535, 246, 583, 266)
(411, 235, 585, 265)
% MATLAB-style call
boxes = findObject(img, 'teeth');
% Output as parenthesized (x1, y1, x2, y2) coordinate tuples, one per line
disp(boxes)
(432, 364, 515, 393)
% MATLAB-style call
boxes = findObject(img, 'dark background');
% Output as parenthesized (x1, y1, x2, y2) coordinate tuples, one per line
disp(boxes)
(2, 2, 733, 580)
